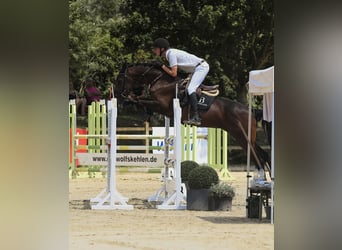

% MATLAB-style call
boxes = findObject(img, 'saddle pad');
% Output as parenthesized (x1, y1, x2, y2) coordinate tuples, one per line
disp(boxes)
(197, 93, 215, 111)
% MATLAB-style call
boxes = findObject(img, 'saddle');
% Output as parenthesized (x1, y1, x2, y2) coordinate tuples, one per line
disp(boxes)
(197, 84, 220, 97)
(178, 77, 219, 111)
(179, 76, 220, 97)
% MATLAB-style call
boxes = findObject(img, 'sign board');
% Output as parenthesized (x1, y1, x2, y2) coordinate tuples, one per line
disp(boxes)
(76, 153, 169, 167)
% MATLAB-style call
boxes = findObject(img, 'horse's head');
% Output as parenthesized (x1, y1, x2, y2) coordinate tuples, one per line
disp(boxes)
(114, 63, 166, 101)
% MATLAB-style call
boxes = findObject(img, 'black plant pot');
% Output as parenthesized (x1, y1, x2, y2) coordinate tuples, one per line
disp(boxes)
(187, 189, 211, 211)
(247, 195, 260, 218)
(212, 196, 233, 211)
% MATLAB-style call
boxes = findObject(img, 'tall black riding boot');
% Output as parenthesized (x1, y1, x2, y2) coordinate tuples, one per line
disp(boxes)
(188, 93, 201, 126)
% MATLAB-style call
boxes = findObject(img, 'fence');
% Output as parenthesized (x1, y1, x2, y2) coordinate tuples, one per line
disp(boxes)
(69, 100, 232, 179)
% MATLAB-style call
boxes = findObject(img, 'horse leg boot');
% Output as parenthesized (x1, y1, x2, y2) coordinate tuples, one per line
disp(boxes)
(188, 93, 201, 126)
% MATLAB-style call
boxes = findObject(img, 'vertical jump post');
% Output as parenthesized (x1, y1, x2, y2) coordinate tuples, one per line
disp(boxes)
(148, 98, 186, 209)
(90, 98, 133, 210)
(157, 98, 186, 209)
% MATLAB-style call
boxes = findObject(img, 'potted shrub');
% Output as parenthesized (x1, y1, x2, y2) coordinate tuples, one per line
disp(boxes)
(187, 165, 219, 210)
(181, 160, 200, 188)
(210, 182, 235, 211)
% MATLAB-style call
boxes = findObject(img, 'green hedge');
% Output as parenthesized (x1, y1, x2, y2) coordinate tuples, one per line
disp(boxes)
(188, 165, 219, 189)
(181, 160, 200, 182)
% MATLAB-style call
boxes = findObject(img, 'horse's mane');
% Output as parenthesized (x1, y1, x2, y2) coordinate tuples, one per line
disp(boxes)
(119, 62, 161, 74)
(126, 62, 163, 72)
(127, 62, 180, 83)
(127, 62, 161, 70)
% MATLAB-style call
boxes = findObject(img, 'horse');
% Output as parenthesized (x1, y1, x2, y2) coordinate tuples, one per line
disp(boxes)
(114, 63, 271, 172)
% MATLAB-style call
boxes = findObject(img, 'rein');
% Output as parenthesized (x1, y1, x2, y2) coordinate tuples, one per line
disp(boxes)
(140, 65, 164, 98)
(121, 64, 165, 101)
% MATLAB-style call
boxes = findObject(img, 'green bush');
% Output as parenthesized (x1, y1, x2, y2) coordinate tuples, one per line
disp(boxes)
(188, 165, 219, 189)
(210, 182, 236, 198)
(181, 160, 200, 182)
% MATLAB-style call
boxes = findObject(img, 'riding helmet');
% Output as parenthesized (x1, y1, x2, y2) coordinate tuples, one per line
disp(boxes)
(153, 38, 170, 49)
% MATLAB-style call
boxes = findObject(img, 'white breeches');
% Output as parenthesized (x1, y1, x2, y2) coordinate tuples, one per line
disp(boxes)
(187, 62, 209, 95)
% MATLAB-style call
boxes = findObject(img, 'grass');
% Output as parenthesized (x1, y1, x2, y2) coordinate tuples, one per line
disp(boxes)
(147, 168, 162, 173)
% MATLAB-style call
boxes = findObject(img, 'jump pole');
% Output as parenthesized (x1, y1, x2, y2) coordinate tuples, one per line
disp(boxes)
(90, 98, 133, 210)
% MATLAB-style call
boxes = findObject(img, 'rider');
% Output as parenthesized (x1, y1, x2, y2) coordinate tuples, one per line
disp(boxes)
(152, 38, 209, 126)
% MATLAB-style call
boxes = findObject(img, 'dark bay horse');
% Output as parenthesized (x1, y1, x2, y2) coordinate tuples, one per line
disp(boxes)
(115, 63, 270, 172)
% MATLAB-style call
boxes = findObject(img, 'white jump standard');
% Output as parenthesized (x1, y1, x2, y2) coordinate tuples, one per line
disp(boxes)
(148, 98, 187, 210)
(90, 98, 133, 210)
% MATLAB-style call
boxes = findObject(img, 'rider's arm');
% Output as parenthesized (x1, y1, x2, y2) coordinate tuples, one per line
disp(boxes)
(162, 65, 177, 78)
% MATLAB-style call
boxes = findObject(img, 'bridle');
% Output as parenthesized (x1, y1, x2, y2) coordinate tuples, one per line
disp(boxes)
(118, 64, 164, 100)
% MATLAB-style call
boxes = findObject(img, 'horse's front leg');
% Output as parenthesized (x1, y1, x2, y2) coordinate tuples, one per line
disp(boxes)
(136, 99, 160, 112)
(137, 99, 171, 117)
(136, 99, 159, 106)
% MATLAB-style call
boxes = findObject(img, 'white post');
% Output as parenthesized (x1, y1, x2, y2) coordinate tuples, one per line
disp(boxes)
(70, 100, 78, 179)
(246, 93, 252, 217)
(156, 98, 186, 210)
(90, 98, 133, 210)
(174, 98, 183, 207)
(271, 92, 275, 224)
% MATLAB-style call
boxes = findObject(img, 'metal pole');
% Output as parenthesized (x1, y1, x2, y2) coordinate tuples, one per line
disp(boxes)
(246, 94, 252, 217)
(271, 92, 275, 224)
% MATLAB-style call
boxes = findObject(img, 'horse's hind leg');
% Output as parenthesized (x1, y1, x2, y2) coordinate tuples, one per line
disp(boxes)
(236, 120, 264, 169)
(255, 144, 271, 177)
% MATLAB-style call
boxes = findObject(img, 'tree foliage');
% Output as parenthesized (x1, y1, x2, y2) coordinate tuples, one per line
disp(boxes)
(69, 0, 273, 103)
(69, 0, 126, 93)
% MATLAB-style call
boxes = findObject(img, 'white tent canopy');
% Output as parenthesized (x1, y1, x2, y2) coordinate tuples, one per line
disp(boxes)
(248, 66, 274, 94)
(247, 65, 274, 224)
(249, 66, 274, 122)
